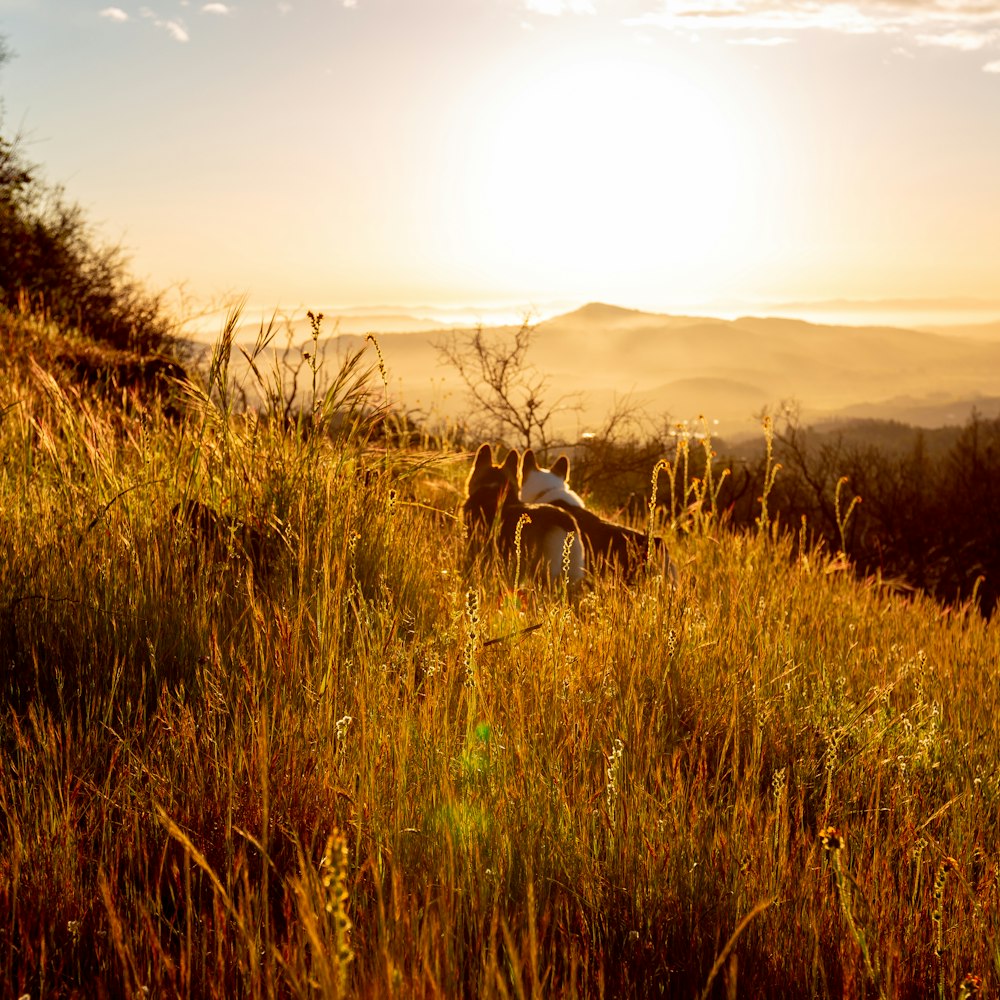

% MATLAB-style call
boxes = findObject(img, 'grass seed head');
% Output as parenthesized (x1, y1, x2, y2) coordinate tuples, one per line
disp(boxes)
(606, 738, 625, 819)
(959, 974, 983, 999)
(365, 333, 388, 389)
(513, 512, 531, 584)
(463, 588, 480, 686)
(561, 529, 576, 582)
(819, 826, 842, 852)
(335, 714, 352, 746)
(771, 767, 787, 804)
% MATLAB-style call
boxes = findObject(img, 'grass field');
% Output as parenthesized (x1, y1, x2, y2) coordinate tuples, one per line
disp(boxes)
(1, 307, 998, 998)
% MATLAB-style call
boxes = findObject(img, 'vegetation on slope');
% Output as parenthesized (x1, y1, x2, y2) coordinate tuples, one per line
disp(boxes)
(1, 318, 998, 999)
(563, 412, 1000, 618)
(436, 318, 1000, 617)
(1, 42, 173, 354)
(1, 42, 997, 992)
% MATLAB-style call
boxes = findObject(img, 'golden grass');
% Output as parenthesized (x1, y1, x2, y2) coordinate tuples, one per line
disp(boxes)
(1, 310, 999, 998)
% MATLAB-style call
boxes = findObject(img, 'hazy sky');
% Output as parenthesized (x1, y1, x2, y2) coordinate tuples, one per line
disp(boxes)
(2, 0, 1000, 316)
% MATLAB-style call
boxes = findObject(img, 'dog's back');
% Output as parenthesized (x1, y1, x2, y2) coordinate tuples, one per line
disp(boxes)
(548, 501, 649, 581)
(520, 449, 677, 585)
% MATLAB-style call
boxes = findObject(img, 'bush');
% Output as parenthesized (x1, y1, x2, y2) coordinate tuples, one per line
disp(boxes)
(532, 411, 1000, 617)
(0, 44, 173, 353)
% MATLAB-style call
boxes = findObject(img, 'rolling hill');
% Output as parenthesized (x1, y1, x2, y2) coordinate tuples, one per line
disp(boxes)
(194, 301, 1000, 442)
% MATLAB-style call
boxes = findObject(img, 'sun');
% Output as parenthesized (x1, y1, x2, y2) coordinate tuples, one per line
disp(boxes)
(448, 46, 763, 302)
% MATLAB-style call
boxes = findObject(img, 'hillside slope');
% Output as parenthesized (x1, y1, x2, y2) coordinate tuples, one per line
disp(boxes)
(2, 329, 999, 996)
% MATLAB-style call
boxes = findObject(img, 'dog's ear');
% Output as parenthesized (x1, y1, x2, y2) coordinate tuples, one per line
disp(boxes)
(551, 455, 570, 482)
(501, 448, 519, 482)
(521, 449, 538, 476)
(472, 443, 494, 471)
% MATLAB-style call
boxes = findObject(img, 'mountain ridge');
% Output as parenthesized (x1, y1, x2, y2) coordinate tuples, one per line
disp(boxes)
(191, 301, 1000, 442)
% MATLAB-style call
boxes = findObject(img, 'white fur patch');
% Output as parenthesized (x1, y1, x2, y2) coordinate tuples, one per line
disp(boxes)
(520, 468, 584, 508)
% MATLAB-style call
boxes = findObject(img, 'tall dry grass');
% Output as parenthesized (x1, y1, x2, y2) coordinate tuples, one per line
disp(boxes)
(1, 308, 999, 998)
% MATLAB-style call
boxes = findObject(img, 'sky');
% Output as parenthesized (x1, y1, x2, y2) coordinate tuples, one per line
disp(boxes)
(2, 0, 1000, 321)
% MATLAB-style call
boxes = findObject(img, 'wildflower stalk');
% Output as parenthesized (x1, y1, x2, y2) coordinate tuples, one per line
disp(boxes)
(561, 528, 576, 596)
(911, 838, 926, 908)
(463, 590, 482, 739)
(306, 309, 323, 421)
(820, 826, 883, 997)
(463, 589, 480, 690)
(758, 413, 782, 537)
(932, 856, 958, 999)
(648, 459, 668, 570)
(322, 832, 354, 996)
(606, 738, 625, 828)
(834, 475, 863, 557)
(513, 512, 531, 587)
(366, 332, 390, 468)
(290, 831, 354, 999)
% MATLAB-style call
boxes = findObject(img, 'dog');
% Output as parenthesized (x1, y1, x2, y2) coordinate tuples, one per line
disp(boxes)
(463, 443, 585, 589)
(520, 449, 677, 585)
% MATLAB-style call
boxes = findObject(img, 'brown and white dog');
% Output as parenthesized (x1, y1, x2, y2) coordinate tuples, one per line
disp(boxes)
(463, 443, 585, 589)
(519, 449, 677, 585)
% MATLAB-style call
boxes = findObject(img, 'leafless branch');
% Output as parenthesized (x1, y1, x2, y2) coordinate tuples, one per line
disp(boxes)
(435, 320, 579, 450)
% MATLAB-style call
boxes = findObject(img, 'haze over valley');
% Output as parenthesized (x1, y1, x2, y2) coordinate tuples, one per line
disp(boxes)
(194, 301, 1000, 445)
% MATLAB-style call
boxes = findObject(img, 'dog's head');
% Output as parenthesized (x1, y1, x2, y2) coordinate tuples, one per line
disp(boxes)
(465, 443, 519, 505)
(520, 449, 584, 508)
(463, 443, 521, 549)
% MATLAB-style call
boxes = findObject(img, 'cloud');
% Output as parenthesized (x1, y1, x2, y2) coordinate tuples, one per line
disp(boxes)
(916, 29, 999, 50)
(625, 1, 1000, 52)
(104, 4, 193, 41)
(342, 0, 357, 7)
(201, 2, 232, 12)
(158, 18, 190, 41)
(727, 36, 793, 46)
(523, 0, 596, 15)
(984, 58, 1000, 71)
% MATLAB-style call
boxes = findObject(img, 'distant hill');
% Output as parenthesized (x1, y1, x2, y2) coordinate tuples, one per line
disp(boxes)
(770, 296, 1000, 314)
(726, 417, 971, 461)
(544, 302, 708, 332)
(186, 300, 1000, 442)
(632, 377, 771, 426)
(918, 320, 1000, 341)
(833, 394, 1000, 427)
(813, 418, 968, 454)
